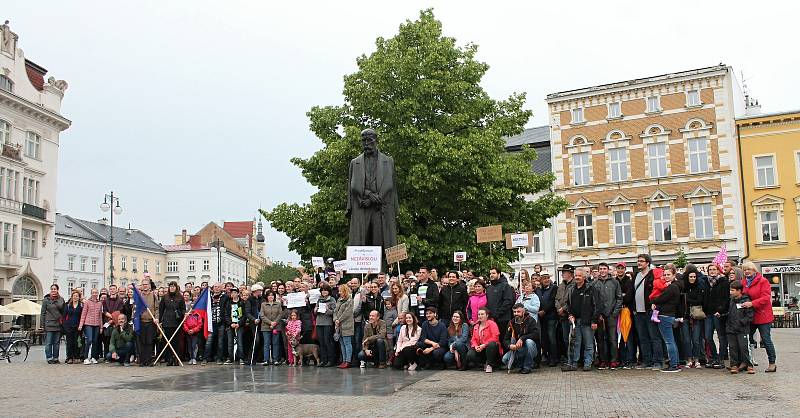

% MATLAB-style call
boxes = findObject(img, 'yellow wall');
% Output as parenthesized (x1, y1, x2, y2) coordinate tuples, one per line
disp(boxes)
(105, 246, 167, 288)
(737, 112, 800, 263)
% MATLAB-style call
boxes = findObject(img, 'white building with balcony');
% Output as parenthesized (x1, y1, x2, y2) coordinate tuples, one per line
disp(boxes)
(164, 243, 247, 288)
(54, 214, 106, 298)
(0, 22, 71, 307)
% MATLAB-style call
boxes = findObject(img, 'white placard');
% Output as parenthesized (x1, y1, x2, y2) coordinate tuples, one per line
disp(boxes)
(311, 257, 325, 268)
(286, 292, 306, 308)
(317, 303, 327, 313)
(346, 246, 382, 274)
(308, 288, 321, 304)
(333, 260, 348, 272)
(409, 294, 418, 307)
(453, 251, 467, 263)
(510, 233, 529, 248)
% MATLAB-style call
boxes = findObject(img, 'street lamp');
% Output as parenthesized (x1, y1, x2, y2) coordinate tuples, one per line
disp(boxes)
(210, 237, 225, 284)
(100, 192, 123, 286)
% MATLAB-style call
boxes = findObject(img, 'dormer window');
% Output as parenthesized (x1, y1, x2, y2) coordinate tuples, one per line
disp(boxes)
(0, 75, 12, 93)
(571, 108, 584, 124)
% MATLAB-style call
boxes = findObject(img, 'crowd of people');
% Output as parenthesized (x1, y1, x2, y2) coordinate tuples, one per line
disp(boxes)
(38, 254, 778, 376)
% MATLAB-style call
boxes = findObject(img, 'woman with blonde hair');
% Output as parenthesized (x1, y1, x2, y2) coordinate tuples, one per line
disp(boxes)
(740, 261, 777, 372)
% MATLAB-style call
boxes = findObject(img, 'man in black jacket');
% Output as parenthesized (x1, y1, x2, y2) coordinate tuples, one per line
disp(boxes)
(563, 268, 597, 372)
(247, 284, 265, 364)
(486, 268, 515, 349)
(703, 264, 730, 368)
(502, 303, 540, 374)
(438, 271, 467, 323)
(535, 272, 559, 366)
(222, 287, 246, 365)
(410, 267, 439, 319)
(632, 254, 663, 370)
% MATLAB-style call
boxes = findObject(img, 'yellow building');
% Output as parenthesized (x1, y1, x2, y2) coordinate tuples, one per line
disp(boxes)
(737, 109, 800, 306)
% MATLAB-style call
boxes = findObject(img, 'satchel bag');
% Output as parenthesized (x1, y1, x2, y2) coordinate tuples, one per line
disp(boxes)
(689, 305, 706, 320)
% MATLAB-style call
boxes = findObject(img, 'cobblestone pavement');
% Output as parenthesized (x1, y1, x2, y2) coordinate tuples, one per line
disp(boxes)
(3, 329, 799, 417)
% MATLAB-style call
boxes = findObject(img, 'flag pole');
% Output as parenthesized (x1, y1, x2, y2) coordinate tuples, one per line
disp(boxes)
(153, 314, 189, 365)
(147, 306, 184, 366)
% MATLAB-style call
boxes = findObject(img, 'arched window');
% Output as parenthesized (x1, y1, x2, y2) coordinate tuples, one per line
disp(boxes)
(12, 276, 38, 300)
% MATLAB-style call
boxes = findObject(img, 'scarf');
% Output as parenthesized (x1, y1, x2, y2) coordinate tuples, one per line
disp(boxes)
(746, 275, 756, 288)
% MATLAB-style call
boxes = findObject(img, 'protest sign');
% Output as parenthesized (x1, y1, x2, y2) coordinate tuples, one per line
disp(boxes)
(311, 257, 325, 268)
(346, 246, 382, 274)
(384, 243, 408, 265)
(476, 225, 503, 243)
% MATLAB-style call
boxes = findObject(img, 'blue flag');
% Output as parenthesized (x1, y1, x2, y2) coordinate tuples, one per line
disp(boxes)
(132, 284, 150, 333)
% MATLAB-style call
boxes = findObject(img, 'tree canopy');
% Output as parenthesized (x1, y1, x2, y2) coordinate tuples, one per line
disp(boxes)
(253, 262, 301, 286)
(263, 9, 566, 273)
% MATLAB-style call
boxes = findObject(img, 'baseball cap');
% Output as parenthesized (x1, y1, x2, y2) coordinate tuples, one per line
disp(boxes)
(616, 262, 627, 268)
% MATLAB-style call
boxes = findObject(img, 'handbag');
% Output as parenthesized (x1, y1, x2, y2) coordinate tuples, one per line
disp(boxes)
(689, 305, 706, 320)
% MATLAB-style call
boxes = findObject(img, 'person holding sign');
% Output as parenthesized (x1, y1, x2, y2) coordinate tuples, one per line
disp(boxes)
(315, 284, 337, 367)
(410, 267, 439, 319)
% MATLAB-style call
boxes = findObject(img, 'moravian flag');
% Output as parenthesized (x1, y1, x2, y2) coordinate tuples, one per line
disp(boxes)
(192, 287, 213, 338)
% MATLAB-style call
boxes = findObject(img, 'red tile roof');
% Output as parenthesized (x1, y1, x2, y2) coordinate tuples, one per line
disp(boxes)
(25, 59, 46, 91)
(223, 221, 253, 245)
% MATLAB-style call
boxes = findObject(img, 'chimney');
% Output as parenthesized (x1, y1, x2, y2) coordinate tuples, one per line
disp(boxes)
(97, 217, 108, 225)
(181, 229, 187, 244)
(745, 96, 761, 116)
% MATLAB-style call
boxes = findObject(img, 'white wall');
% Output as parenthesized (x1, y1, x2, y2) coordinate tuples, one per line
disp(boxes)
(165, 249, 246, 288)
(53, 236, 105, 298)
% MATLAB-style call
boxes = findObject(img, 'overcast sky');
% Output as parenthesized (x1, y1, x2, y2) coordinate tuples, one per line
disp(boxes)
(5, 1, 798, 263)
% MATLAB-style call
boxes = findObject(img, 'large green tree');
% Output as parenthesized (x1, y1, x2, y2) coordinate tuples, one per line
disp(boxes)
(254, 262, 301, 286)
(263, 10, 566, 273)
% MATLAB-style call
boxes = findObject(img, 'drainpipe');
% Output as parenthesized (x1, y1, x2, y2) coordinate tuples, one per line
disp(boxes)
(736, 123, 750, 263)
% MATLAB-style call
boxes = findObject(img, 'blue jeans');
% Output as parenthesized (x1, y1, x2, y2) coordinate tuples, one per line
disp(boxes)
(750, 323, 776, 364)
(204, 324, 225, 362)
(502, 339, 537, 371)
(569, 320, 594, 366)
(560, 318, 571, 361)
(690, 319, 705, 360)
(350, 322, 363, 365)
(656, 316, 678, 368)
(44, 331, 61, 361)
(262, 331, 282, 363)
(339, 335, 353, 363)
(705, 315, 727, 362)
(82, 326, 99, 360)
(187, 334, 199, 360)
(540, 318, 558, 364)
(634, 312, 663, 366)
(443, 341, 468, 367)
(358, 338, 386, 364)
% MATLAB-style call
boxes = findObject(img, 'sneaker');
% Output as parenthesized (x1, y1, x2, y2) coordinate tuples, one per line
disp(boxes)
(484, 364, 493, 373)
(359, 361, 366, 369)
(561, 364, 577, 372)
(582, 365, 592, 372)
(651, 365, 662, 371)
(223, 360, 232, 365)
(597, 363, 608, 370)
(660, 367, 680, 373)
(239, 360, 245, 365)
(622, 364, 632, 370)
(124, 362, 131, 367)
(407, 362, 417, 371)
(609, 362, 619, 370)
(216, 360, 224, 365)
(90, 358, 98, 364)
(201, 360, 208, 366)
(83, 359, 91, 365)
(634, 364, 648, 370)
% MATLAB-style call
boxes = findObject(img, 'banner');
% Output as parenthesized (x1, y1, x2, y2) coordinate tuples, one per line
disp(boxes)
(346, 246, 382, 274)
(453, 251, 467, 263)
(385, 243, 408, 265)
(476, 225, 503, 243)
(311, 257, 325, 268)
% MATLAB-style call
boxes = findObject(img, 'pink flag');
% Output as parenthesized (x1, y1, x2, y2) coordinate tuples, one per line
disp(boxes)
(712, 244, 728, 267)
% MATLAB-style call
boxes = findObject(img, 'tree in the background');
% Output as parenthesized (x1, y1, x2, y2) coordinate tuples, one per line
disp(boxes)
(673, 248, 688, 270)
(254, 262, 301, 286)
(263, 9, 566, 273)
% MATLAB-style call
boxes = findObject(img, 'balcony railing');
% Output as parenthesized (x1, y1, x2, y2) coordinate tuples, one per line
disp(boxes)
(22, 203, 46, 220)
(0, 196, 22, 215)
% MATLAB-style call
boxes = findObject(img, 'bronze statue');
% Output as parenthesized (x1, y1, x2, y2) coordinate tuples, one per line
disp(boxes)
(346, 129, 398, 251)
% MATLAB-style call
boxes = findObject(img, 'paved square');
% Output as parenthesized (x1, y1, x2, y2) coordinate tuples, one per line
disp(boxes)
(3, 329, 798, 417)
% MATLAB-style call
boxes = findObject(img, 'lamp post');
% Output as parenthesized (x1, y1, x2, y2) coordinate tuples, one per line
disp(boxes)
(100, 192, 123, 286)
(210, 237, 225, 284)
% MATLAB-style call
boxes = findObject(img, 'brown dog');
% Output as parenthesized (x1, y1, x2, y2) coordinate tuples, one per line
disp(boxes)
(290, 338, 320, 366)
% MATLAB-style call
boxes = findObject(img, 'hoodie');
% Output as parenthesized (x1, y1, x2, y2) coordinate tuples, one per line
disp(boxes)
(486, 275, 515, 323)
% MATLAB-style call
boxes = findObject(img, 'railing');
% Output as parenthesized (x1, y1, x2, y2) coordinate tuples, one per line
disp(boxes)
(0, 197, 22, 215)
(21, 203, 46, 220)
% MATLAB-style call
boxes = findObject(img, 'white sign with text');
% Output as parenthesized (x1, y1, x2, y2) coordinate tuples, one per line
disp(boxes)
(346, 246, 382, 274)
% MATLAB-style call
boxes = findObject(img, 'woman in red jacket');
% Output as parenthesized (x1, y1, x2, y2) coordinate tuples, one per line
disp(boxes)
(466, 308, 502, 373)
(740, 262, 776, 372)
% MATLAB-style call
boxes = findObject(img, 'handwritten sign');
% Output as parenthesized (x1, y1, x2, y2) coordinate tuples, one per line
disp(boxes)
(333, 260, 348, 272)
(286, 292, 306, 308)
(476, 225, 503, 243)
(453, 251, 467, 263)
(311, 257, 325, 268)
(346, 246, 382, 274)
(511, 233, 529, 248)
(308, 288, 321, 304)
(385, 243, 408, 265)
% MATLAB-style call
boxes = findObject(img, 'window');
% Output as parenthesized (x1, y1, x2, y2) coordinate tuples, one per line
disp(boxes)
(121, 255, 127, 271)
(167, 261, 178, 273)
(68, 280, 75, 291)
(532, 233, 542, 253)
(21, 228, 36, 257)
(80, 256, 87, 272)
(647, 96, 660, 112)
(3, 223, 16, 253)
(608, 102, 621, 118)
(693, 203, 713, 239)
(653, 207, 672, 242)
(0, 119, 10, 144)
(572, 152, 591, 186)
(687, 90, 700, 106)
(68, 255, 75, 271)
(1, 169, 18, 200)
(188, 260, 196, 272)
(91, 258, 97, 273)
(647, 142, 668, 178)
(687, 138, 709, 173)
(760, 211, 780, 242)
(755, 155, 777, 187)
(571, 108, 584, 124)
(80, 282, 86, 295)
(132, 257, 138, 272)
(613, 210, 632, 245)
(0, 75, 12, 92)
(609, 147, 628, 182)
(156, 261, 161, 274)
(203, 259, 210, 271)
(91, 282, 98, 289)
(143, 259, 149, 273)
(25, 132, 40, 159)
(576, 214, 593, 247)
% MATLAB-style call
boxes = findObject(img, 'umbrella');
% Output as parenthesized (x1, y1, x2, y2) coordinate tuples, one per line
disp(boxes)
(4, 299, 42, 316)
(0, 304, 20, 316)
(619, 307, 632, 343)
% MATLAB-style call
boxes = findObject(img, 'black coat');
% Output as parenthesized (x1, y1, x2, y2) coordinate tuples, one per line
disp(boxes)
(505, 313, 540, 346)
(158, 294, 186, 328)
(725, 295, 754, 334)
(650, 282, 680, 318)
(410, 279, 439, 318)
(618, 273, 634, 310)
(704, 276, 730, 316)
(535, 283, 558, 320)
(438, 282, 468, 321)
(486, 276, 515, 323)
(567, 282, 596, 325)
(222, 297, 247, 327)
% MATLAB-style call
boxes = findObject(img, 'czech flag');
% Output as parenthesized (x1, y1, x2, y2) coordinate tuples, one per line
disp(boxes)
(192, 287, 213, 338)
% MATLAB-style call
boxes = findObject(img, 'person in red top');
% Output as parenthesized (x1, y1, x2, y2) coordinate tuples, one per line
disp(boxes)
(466, 307, 502, 373)
(740, 261, 776, 372)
